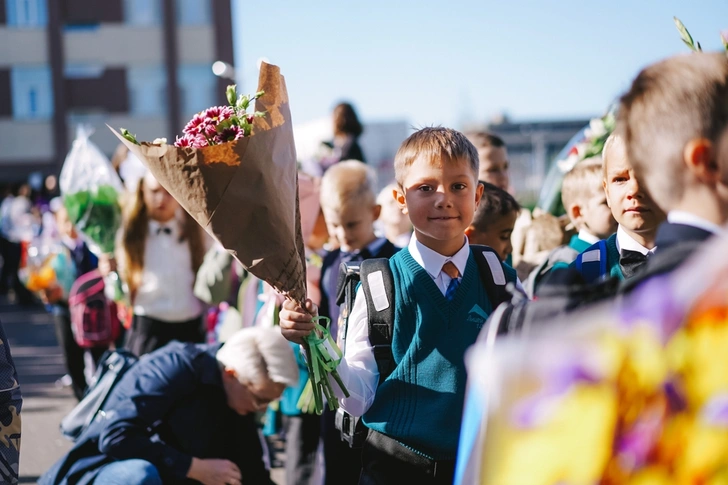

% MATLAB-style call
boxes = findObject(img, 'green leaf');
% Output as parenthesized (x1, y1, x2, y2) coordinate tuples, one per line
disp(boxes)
(216, 118, 234, 133)
(673, 17, 699, 51)
(226, 85, 237, 106)
(120, 128, 139, 145)
(237, 94, 250, 110)
(722, 32, 728, 51)
(254, 90, 265, 99)
(254, 110, 267, 118)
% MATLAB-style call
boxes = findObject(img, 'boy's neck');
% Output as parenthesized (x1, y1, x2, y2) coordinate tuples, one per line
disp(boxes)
(620, 225, 657, 250)
(671, 188, 728, 227)
(413, 231, 466, 257)
(345, 234, 379, 254)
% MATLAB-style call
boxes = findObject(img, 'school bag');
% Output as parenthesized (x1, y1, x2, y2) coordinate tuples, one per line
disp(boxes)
(333, 244, 518, 448)
(68, 269, 122, 348)
(572, 239, 610, 283)
(523, 244, 580, 298)
(59, 349, 139, 442)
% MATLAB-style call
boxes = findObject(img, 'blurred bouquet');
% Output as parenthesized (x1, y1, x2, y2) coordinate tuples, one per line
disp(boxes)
(19, 236, 76, 300)
(59, 126, 123, 256)
(110, 63, 348, 413)
(458, 233, 728, 484)
(555, 110, 616, 174)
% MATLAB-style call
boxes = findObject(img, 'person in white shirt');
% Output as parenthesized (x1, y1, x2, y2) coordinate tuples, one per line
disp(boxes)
(100, 172, 208, 357)
(280, 127, 519, 485)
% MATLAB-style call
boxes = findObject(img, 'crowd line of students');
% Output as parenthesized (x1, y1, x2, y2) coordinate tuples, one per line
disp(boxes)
(24, 50, 728, 484)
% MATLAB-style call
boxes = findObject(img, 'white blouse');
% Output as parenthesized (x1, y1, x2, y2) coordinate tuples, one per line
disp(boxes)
(132, 219, 203, 322)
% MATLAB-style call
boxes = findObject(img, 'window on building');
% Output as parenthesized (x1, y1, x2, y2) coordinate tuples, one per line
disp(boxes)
(175, 0, 210, 26)
(178, 64, 215, 116)
(123, 0, 161, 26)
(127, 65, 167, 116)
(10, 66, 53, 119)
(5, 0, 48, 27)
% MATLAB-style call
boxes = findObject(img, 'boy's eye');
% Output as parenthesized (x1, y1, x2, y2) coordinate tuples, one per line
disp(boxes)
(452, 183, 466, 191)
(418, 185, 432, 192)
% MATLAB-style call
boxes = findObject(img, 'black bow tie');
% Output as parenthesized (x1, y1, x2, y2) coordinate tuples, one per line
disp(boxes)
(620, 249, 649, 278)
(156, 226, 173, 236)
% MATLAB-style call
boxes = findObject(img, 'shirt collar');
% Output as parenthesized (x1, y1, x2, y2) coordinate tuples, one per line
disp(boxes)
(667, 211, 724, 236)
(408, 235, 470, 279)
(616, 225, 655, 255)
(577, 229, 600, 245)
(149, 218, 180, 237)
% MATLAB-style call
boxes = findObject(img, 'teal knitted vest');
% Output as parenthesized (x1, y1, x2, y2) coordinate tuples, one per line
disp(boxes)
(604, 233, 624, 280)
(363, 248, 494, 460)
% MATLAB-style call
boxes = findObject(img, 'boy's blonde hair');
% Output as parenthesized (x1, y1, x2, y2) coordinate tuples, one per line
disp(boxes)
(601, 130, 627, 179)
(217, 327, 298, 387)
(561, 159, 604, 216)
(320, 160, 377, 211)
(618, 52, 728, 211)
(394, 127, 479, 186)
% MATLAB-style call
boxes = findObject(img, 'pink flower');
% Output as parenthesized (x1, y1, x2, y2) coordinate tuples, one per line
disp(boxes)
(182, 113, 206, 136)
(174, 134, 208, 148)
(201, 106, 234, 125)
(215, 125, 244, 144)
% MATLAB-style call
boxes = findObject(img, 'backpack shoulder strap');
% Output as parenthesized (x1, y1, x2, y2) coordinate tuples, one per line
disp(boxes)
(469, 245, 516, 310)
(574, 239, 608, 283)
(359, 258, 396, 384)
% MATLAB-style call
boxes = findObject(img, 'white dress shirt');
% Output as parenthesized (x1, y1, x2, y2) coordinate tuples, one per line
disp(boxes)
(615, 225, 656, 256)
(132, 219, 203, 322)
(667, 211, 724, 235)
(577, 229, 600, 245)
(324, 236, 472, 417)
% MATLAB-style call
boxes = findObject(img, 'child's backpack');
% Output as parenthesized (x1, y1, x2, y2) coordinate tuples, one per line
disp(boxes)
(59, 349, 138, 442)
(334, 244, 518, 448)
(523, 244, 580, 297)
(572, 239, 610, 284)
(68, 269, 122, 348)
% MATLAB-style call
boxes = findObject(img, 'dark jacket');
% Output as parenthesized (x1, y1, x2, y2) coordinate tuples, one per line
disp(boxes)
(40, 342, 273, 485)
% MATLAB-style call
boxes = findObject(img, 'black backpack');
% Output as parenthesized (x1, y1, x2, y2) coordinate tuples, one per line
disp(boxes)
(60, 349, 139, 442)
(333, 244, 518, 447)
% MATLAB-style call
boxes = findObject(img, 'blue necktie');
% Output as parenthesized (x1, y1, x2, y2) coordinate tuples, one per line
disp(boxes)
(442, 262, 460, 302)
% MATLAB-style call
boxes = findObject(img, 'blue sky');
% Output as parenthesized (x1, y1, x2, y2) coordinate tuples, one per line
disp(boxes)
(232, 1, 728, 128)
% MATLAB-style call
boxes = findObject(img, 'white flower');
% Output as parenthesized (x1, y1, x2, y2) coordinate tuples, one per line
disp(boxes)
(152, 137, 168, 145)
(557, 153, 580, 173)
(588, 118, 606, 139)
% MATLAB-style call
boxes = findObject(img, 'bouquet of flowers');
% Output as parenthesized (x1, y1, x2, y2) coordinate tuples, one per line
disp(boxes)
(59, 126, 123, 257)
(19, 237, 75, 297)
(457, 231, 728, 484)
(110, 63, 348, 413)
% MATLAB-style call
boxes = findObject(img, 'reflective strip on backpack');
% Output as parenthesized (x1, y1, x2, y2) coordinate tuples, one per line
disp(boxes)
(581, 249, 601, 263)
(366, 270, 390, 311)
(483, 251, 506, 285)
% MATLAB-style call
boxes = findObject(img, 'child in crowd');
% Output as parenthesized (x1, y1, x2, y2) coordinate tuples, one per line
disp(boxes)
(317, 160, 399, 485)
(43, 202, 103, 400)
(281, 128, 518, 485)
(618, 52, 728, 278)
(101, 172, 209, 357)
(570, 130, 666, 283)
(376, 183, 412, 247)
(526, 160, 618, 293)
(466, 131, 510, 190)
(464, 182, 520, 262)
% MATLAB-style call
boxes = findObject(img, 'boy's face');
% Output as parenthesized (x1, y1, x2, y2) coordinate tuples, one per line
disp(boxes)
(467, 211, 517, 262)
(55, 207, 77, 239)
(396, 156, 483, 256)
(604, 151, 665, 235)
(578, 189, 617, 240)
(478, 146, 510, 191)
(322, 203, 380, 253)
(143, 174, 179, 223)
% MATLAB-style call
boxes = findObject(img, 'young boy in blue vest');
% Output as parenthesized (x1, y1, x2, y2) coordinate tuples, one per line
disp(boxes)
(280, 127, 518, 485)
(317, 160, 399, 485)
(617, 52, 728, 281)
(464, 182, 520, 262)
(570, 129, 666, 283)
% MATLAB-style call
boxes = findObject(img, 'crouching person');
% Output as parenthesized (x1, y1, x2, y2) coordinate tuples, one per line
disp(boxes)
(40, 327, 298, 485)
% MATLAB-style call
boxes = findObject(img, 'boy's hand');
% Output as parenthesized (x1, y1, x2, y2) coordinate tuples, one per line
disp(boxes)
(97, 254, 117, 278)
(279, 299, 318, 344)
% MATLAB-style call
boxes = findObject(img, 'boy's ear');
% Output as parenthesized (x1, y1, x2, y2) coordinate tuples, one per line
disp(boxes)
(464, 225, 475, 238)
(372, 204, 382, 221)
(684, 138, 719, 182)
(568, 203, 582, 224)
(223, 367, 237, 381)
(602, 180, 611, 208)
(474, 181, 485, 207)
(394, 187, 408, 214)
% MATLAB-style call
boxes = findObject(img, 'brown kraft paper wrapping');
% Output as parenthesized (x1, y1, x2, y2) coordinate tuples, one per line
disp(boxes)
(109, 62, 307, 304)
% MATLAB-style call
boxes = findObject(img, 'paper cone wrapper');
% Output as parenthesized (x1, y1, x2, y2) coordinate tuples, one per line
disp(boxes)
(110, 63, 307, 303)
